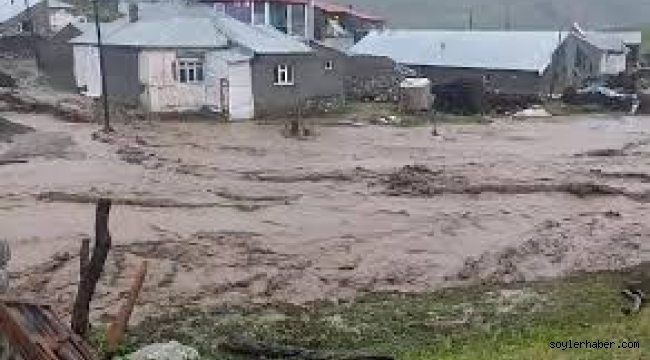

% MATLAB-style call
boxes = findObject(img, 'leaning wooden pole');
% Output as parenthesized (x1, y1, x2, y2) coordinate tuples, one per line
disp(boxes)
(105, 260, 148, 359)
(71, 199, 113, 339)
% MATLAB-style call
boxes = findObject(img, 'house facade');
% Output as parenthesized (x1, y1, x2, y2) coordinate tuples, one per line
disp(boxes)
(70, 7, 345, 120)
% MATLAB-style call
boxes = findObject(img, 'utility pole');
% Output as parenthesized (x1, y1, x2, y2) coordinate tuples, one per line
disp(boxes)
(93, 0, 113, 132)
(468, 8, 474, 30)
(504, 4, 512, 30)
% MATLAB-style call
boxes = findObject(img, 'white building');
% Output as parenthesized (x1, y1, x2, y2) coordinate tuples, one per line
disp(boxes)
(69, 6, 344, 120)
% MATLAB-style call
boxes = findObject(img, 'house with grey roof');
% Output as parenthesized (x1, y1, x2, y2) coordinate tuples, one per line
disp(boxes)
(0, 0, 50, 37)
(70, 4, 345, 119)
(349, 27, 641, 97)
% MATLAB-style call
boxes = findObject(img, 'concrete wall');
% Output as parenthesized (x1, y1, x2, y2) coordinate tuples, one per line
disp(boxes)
(0, 1, 51, 37)
(73, 44, 101, 96)
(140, 49, 222, 112)
(104, 46, 141, 104)
(36, 24, 81, 90)
(250, 47, 345, 118)
(72, 43, 140, 103)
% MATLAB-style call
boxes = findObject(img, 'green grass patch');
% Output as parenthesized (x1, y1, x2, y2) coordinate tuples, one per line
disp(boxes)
(112, 265, 650, 360)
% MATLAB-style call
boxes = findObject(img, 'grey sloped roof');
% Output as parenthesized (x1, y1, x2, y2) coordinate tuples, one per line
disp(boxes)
(48, 0, 73, 9)
(0, 0, 43, 23)
(69, 4, 311, 54)
(583, 31, 641, 48)
(212, 15, 312, 54)
(70, 17, 228, 48)
(579, 32, 627, 52)
(350, 30, 568, 74)
(104, 18, 229, 48)
(69, 20, 129, 44)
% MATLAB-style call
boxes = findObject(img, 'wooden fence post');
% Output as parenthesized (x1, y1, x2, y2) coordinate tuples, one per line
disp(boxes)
(71, 199, 113, 339)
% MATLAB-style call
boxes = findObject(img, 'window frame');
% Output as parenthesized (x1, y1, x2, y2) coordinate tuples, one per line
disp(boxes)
(174, 59, 205, 84)
(274, 64, 294, 86)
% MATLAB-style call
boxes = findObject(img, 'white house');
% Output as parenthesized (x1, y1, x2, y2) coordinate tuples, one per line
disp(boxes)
(69, 5, 344, 120)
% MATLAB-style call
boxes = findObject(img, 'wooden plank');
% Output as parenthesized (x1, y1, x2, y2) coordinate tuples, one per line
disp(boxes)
(0, 300, 101, 360)
(0, 302, 50, 360)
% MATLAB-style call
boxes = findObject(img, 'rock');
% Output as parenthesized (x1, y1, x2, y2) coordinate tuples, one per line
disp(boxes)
(0, 269, 7, 293)
(0, 239, 9, 293)
(0, 239, 9, 268)
(127, 341, 200, 360)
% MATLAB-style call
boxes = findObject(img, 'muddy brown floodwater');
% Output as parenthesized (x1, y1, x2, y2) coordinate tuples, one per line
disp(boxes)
(2, 112, 650, 322)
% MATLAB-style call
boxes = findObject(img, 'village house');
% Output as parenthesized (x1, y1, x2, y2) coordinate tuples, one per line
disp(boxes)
(349, 28, 641, 97)
(194, 0, 384, 50)
(70, 4, 345, 120)
(0, 0, 87, 37)
(0, 0, 50, 37)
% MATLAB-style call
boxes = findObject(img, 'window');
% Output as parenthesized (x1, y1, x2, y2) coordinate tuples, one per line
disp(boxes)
(17, 20, 32, 33)
(173, 60, 204, 84)
(290, 4, 306, 36)
(274, 64, 294, 85)
(252, 1, 266, 25)
(325, 60, 334, 70)
(269, 2, 288, 33)
(226, 1, 252, 23)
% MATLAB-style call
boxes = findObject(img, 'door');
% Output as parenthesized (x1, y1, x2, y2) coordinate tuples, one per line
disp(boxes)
(220, 78, 229, 116)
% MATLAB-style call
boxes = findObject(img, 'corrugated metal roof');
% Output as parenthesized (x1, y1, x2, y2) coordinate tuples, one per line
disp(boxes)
(350, 30, 569, 73)
(0, 0, 43, 24)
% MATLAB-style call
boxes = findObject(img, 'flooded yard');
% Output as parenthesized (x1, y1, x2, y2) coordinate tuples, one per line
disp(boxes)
(2, 112, 650, 321)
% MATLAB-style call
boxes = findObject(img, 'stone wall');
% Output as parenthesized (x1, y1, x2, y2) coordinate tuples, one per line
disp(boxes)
(344, 55, 403, 102)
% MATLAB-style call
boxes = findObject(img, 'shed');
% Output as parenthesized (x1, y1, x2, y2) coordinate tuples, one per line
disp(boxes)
(399, 77, 431, 112)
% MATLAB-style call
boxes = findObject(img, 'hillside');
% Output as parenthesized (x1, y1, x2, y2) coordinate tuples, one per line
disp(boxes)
(342, 0, 650, 30)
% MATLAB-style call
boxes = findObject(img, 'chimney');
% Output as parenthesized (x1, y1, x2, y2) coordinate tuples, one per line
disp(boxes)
(128, 4, 139, 23)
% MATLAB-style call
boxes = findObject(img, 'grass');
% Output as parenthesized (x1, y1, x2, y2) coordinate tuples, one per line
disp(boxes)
(101, 264, 650, 360)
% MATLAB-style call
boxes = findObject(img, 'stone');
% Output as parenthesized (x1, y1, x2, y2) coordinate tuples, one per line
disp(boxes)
(127, 341, 200, 360)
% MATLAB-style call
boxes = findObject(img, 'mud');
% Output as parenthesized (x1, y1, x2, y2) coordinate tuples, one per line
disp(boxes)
(3, 113, 650, 321)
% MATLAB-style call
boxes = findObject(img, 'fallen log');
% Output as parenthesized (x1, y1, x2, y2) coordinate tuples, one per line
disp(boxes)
(220, 335, 394, 360)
